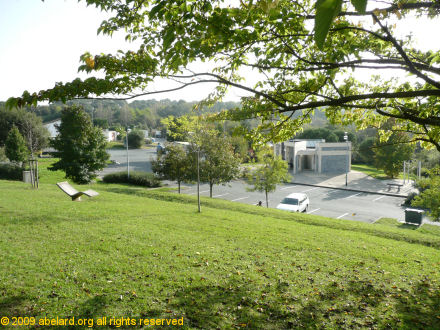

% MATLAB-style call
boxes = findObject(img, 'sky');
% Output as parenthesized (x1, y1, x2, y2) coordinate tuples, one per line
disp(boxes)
(0, 0, 241, 103)
(0, 1, 439, 104)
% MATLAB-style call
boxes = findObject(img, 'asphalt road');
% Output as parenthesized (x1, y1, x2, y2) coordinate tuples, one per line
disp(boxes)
(100, 147, 157, 177)
(178, 181, 407, 223)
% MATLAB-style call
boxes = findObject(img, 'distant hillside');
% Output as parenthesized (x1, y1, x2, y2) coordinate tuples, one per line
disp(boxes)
(0, 99, 329, 132)
(24, 99, 241, 129)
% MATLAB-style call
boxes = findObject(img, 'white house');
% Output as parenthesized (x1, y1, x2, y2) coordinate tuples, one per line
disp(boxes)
(274, 139, 351, 174)
(103, 129, 118, 142)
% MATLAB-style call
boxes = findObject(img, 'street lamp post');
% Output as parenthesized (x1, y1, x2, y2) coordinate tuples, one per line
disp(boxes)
(344, 132, 349, 186)
(126, 127, 130, 179)
(197, 146, 201, 213)
(189, 131, 201, 213)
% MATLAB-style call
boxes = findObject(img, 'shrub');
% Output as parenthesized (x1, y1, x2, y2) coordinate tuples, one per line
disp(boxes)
(0, 163, 23, 181)
(0, 147, 7, 162)
(5, 125, 28, 165)
(403, 192, 418, 206)
(127, 130, 144, 149)
(103, 171, 161, 187)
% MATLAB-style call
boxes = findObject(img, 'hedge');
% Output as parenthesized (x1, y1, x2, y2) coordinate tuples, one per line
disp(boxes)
(102, 171, 161, 188)
(0, 163, 23, 181)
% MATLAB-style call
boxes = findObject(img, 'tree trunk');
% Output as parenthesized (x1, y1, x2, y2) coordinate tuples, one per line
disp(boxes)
(178, 180, 181, 193)
(210, 182, 213, 198)
(265, 190, 269, 208)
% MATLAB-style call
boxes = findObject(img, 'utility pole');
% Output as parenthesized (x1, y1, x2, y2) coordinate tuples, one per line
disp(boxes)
(126, 127, 130, 179)
(344, 132, 349, 186)
(197, 146, 201, 213)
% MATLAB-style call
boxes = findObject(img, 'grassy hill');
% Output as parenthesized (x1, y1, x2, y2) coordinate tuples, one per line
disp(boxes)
(1, 175, 440, 329)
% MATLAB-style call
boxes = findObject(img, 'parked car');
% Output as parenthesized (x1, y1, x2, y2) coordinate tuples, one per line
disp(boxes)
(276, 193, 309, 213)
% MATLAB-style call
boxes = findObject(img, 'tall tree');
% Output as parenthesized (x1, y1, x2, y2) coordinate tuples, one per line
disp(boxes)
(6, 1, 440, 150)
(152, 144, 191, 193)
(0, 105, 48, 150)
(374, 132, 413, 178)
(197, 131, 241, 198)
(247, 149, 291, 208)
(358, 137, 376, 165)
(50, 106, 109, 184)
(5, 126, 28, 166)
(162, 115, 195, 142)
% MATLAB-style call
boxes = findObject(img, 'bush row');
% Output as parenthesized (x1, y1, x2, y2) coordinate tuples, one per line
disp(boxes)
(0, 163, 23, 181)
(102, 171, 161, 188)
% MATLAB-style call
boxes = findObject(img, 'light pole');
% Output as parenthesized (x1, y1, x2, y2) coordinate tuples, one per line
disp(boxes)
(126, 127, 130, 179)
(344, 132, 349, 186)
(196, 146, 201, 213)
(189, 131, 201, 213)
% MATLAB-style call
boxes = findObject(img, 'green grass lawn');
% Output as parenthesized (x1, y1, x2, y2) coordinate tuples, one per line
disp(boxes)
(1, 177, 440, 328)
(352, 164, 419, 181)
(106, 141, 125, 149)
(351, 164, 389, 180)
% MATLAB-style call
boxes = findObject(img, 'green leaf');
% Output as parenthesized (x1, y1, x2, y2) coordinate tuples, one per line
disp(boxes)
(149, 1, 166, 20)
(5, 97, 18, 110)
(314, 0, 342, 49)
(163, 29, 175, 50)
(351, 0, 367, 13)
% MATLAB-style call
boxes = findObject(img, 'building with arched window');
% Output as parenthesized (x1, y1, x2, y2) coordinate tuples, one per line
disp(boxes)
(274, 140, 351, 174)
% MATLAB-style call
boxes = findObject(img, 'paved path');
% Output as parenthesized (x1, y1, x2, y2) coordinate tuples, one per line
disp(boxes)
(290, 170, 416, 197)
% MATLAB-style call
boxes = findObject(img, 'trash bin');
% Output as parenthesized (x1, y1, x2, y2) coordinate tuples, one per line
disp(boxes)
(23, 170, 31, 183)
(405, 208, 423, 225)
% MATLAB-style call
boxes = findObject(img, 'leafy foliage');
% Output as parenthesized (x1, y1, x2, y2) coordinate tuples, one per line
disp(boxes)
(247, 149, 291, 207)
(6, 1, 440, 151)
(50, 106, 109, 184)
(5, 126, 28, 165)
(102, 171, 161, 187)
(358, 137, 376, 165)
(374, 132, 413, 178)
(0, 163, 23, 181)
(152, 144, 191, 193)
(412, 167, 440, 221)
(0, 103, 49, 151)
(197, 131, 241, 197)
(162, 115, 196, 142)
(127, 129, 144, 148)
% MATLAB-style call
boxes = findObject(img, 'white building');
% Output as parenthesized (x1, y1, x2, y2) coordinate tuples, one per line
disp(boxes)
(274, 139, 351, 174)
(103, 129, 118, 142)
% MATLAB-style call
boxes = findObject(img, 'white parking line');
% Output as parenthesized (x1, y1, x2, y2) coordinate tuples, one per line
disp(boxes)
(345, 192, 362, 199)
(231, 196, 249, 202)
(307, 208, 320, 214)
(373, 195, 386, 202)
(337, 212, 349, 219)
(188, 190, 210, 195)
(372, 216, 382, 223)
(280, 185, 297, 190)
(301, 187, 319, 193)
(213, 193, 229, 198)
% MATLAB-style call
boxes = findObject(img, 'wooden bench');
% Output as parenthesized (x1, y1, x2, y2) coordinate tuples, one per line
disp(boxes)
(387, 183, 403, 192)
(56, 181, 99, 201)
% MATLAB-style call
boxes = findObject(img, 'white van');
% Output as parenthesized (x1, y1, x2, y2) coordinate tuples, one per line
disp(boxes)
(276, 193, 309, 213)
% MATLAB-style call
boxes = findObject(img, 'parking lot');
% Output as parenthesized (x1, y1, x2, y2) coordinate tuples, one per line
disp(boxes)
(178, 181, 407, 223)
(99, 148, 410, 224)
